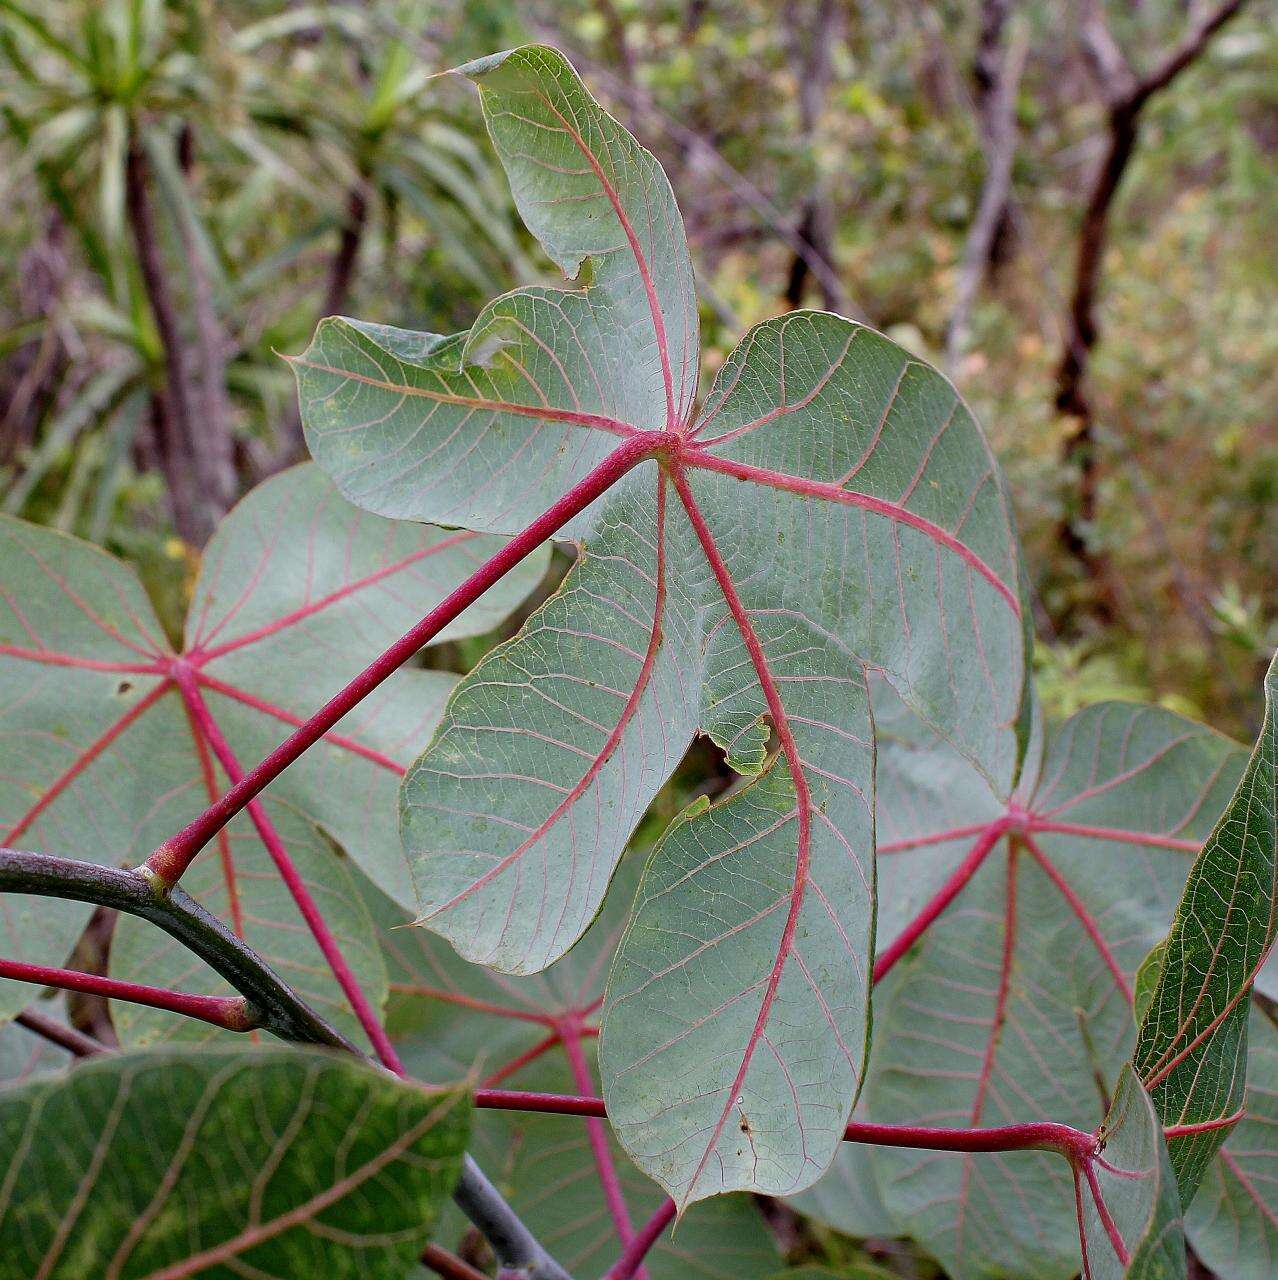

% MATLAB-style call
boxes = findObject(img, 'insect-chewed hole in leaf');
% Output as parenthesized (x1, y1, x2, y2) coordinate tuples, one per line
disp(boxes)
(628, 736, 736, 852)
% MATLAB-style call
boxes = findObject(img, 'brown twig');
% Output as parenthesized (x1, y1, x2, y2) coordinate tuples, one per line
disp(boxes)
(14, 1005, 107, 1057)
(782, 0, 846, 313)
(420, 1243, 490, 1280)
(946, 7, 1028, 374)
(1054, 0, 1250, 615)
(125, 132, 219, 545)
(172, 126, 237, 522)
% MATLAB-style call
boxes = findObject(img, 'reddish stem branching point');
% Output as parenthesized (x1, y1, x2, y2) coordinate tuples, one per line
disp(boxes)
(145, 432, 671, 887)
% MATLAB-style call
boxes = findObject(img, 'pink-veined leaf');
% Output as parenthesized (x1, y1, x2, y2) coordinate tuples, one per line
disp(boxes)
(0, 465, 545, 1026)
(296, 44, 698, 534)
(1185, 1005, 1278, 1280)
(295, 44, 1028, 1206)
(1076, 1066, 1185, 1280)
(366, 857, 782, 1279)
(110, 798, 386, 1048)
(837, 691, 1247, 1278)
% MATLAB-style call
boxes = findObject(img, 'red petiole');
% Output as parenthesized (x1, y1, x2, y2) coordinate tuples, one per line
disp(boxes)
(0, 957, 258, 1032)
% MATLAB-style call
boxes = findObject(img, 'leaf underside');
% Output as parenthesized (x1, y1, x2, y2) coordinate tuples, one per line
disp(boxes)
(1078, 1067, 1185, 1280)
(0, 464, 545, 1031)
(111, 797, 386, 1048)
(1186, 1005, 1278, 1280)
(295, 43, 1028, 1208)
(799, 678, 1278, 1279)
(371, 857, 783, 1279)
(0, 1046, 469, 1280)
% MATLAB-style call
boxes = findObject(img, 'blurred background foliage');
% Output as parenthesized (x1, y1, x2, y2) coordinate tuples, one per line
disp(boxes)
(0, 0, 1274, 734)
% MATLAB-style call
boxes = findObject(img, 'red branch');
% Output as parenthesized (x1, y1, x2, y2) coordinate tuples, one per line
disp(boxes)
(1083, 1158, 1130, 1266)
(174, 669, 405, 1073)
(147, 432, 670, 884)
(561, 1019, 640, 1264)
(472, 1087, 1097, 1160)
(1028, 819, 1200, 853)
(194, 530, 477, 663)
(0, 957, 257, 1032)
(389, 983, 553, 1026)
(1164, 1109, 1245, 1140)
(193, 672, 404, 775)
(602, 1199, 676, 1280)
(686, 450, 1021, 614)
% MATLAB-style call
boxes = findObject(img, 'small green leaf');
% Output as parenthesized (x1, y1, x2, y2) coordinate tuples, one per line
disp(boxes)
(1133, 652, 1277, 1196)
(1079, 1067, 1185, 1280)
(0, 1046, 469, 1278)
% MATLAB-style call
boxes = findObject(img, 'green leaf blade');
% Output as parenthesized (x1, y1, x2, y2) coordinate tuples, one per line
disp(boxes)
(690, 312, 1028, 791)
(1185, 1007, 1278, 1280)
(1133, 653, 1277, 1197)
(402, 470, 704, 974)
(373, 859, 782, 1279)
(0, 1046, 469, 1279)
(865, 697, 1246, 1278)
(1080, 1067, 1186, 1280)
(460, 44, 699, 426)
(296, 44, 699, 533)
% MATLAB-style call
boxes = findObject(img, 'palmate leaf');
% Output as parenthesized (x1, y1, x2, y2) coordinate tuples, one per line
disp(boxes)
(295, 44, 1028, 1207)
(800, 688, 1254, 1279)
(0, 464, 545, 1026)
(0, 1046, 469, 1279)
(1133, 652, 1278, 1195)
(368, 858, 782, 1279)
